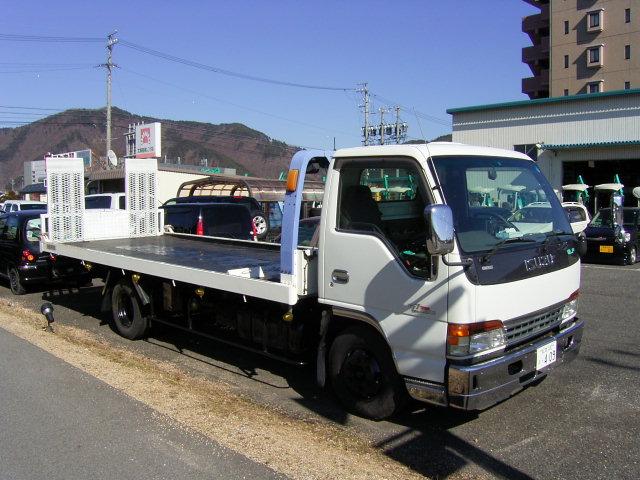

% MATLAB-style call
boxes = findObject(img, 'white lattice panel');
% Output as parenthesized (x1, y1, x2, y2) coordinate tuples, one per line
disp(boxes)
(125, 158, 162, 237)
(45, 157, 85, 242)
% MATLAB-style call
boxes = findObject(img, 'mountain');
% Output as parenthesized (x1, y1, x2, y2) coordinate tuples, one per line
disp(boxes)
(0, 107, 300, 183)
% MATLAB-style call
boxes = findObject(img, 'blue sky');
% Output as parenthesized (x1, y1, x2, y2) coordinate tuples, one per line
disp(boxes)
(1, 1, 537, 151)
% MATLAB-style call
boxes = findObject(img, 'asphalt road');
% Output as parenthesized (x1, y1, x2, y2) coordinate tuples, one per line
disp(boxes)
(0, 262, 638, 479)
(0, 327, 283, 480)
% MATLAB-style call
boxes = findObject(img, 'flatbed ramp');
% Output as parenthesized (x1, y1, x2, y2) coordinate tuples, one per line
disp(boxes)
(44, 234, 302, 305)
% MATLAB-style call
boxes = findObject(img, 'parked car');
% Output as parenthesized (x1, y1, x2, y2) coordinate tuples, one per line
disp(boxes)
(0, 211, 90, 294)
(161, 203, 255, 240)
(164, 196, 269, 239)
(1, 200, 46, 213)
(583, 207, 640, 265)
(85, 193, 126, 210)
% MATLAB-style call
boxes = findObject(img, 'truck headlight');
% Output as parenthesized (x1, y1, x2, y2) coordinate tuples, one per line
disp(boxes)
(561, 290, 579, 324)
(447, 320, 506, 357)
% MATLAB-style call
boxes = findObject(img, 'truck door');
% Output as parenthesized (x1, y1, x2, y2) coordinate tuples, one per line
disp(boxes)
(319, 156, 449, 383)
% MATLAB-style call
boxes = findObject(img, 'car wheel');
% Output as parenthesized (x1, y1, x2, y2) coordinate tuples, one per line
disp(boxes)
(251, 211, 269, 240)
(111, 281, 149, 339)
(8, 267, 27, 295)
(628, 246, 637, 265)
(328, 326, 406, 420)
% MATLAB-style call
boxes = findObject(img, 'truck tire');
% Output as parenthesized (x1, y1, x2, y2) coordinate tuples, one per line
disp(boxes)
(328, 326, 406, 420)
(8, 267, 27, 295)
(111, 281, 149, 339)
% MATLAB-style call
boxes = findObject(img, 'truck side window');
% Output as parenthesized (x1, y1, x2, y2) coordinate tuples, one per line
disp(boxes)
(337, 159, 432, 278)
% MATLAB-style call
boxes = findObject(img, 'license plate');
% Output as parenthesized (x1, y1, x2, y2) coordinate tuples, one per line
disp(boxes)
(599, 245, 614, 253)
(536, 341, 557, 370)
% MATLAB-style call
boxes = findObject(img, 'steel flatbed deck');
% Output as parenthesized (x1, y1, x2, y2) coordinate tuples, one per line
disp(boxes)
(43, 233, 302, 305)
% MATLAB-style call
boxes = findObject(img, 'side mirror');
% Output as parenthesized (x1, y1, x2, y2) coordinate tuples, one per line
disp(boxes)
(576, 232, 588, 258)
(424, 204, 455, 256)
(612, 193, 624, 226)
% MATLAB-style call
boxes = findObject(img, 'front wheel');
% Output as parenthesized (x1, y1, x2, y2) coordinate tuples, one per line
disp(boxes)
(111, 281, 149, 339)
(328, 326, 406, 420)
(627, 246, 637, 265)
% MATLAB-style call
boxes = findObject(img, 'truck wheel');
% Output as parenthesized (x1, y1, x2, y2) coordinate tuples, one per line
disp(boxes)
(328, 326, 406, 420)
(628, 247, 637, 265)
(111, 281, 149, 339)
(251, 211, 269, 240)
(8, 267, 27, 295)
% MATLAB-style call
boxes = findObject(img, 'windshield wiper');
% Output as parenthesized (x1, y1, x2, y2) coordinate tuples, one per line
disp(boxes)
(482, 236, 538, 262)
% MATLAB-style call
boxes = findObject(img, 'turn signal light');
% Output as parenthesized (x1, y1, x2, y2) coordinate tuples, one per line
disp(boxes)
(286, 169, 299, 192)
(447, 320, 506, 357)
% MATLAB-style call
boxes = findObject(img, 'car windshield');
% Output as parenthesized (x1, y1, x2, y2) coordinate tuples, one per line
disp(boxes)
(20, 204, 45, 211)
(590, 208, 637, 228)
(85, 196, 111, 209)
(432, 156, 572, 253)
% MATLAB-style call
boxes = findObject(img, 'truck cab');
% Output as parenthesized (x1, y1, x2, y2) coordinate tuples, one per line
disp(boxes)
(317, 144, 582, 416)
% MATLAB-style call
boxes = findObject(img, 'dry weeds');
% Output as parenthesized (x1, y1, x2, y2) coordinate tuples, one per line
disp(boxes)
(0, 300, 426, 480)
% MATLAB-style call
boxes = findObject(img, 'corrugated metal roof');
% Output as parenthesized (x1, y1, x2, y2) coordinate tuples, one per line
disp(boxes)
(541, 140, 640, 150)
(447, 88, 640, 114)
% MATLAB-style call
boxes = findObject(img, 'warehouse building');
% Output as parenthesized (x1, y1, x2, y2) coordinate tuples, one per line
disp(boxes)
(447, 88, 640, 207)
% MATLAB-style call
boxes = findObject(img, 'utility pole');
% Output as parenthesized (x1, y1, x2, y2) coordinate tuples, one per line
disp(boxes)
(358, 83, 371, 146)
(100, 31, 118, 159)
(378, 107, 388, 145)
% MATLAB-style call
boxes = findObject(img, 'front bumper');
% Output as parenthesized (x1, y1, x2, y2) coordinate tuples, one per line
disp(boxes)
(405, 318, 583, 410)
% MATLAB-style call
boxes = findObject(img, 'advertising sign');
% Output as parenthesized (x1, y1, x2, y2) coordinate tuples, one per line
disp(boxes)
(135, 122, 161, 159)
(48, 149, 92, 167)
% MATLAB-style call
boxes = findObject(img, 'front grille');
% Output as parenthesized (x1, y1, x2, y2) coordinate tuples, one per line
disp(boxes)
(504, 306, 563, 345)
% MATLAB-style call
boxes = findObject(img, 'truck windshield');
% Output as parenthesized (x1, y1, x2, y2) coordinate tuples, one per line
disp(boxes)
(432, 156, 572, 254)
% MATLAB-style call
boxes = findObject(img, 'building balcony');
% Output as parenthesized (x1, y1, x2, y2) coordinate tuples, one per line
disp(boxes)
(522, 9, 550, 35)
(522, 36, 550, 64)
(522, 0, 549, 8)
(522, 69, 549, 98)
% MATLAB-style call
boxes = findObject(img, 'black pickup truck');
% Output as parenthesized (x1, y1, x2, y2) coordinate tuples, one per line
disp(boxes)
(161, 202, 255, 240)
(164, 196, 269, 239)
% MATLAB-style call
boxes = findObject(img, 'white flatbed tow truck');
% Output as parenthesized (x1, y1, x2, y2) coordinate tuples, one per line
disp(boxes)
(41, 144, 584, 419)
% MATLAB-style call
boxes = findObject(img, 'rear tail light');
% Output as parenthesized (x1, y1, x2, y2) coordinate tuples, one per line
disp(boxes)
(196, 211, 204, 236)
(21, 249, 36, 263)
(447, 320, 506, 357)
(49, 253, 57, 262)
(251, 220, 258, 241)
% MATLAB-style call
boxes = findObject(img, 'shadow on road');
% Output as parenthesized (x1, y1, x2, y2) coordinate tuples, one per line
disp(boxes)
(33, 285, 533, 479)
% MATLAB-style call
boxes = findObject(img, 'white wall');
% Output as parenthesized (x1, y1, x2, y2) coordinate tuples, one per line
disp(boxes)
(157, 171, 208, 204)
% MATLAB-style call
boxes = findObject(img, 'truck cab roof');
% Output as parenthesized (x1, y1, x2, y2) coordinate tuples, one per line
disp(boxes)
(333, 143, 533, 162)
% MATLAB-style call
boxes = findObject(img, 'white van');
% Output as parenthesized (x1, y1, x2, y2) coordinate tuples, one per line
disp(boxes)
(85, 193, 126, 210)
(1, 200, 46, 213)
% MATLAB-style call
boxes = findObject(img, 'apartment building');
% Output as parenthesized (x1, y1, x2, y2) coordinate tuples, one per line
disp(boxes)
(523, 0, 640, 98)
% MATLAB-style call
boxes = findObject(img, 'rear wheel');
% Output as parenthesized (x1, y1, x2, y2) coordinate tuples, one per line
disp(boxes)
(251, 211, 269, 240)
(8, 267, 26, 295)
(328, 326, 406, 420)
(111, 281, 149, 339)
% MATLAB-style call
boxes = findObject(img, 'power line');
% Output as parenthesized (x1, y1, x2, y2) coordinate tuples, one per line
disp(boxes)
(119, 67, 359, 139)
(119, 39, 355, 92)
(0, 33, 103, 43)
(369, 92, 450, 126)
